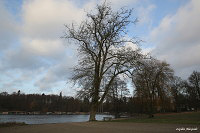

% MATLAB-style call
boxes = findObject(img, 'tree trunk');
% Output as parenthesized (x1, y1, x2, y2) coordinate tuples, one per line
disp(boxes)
(148, 97, 154, 118)
(89, 103, 98, 121)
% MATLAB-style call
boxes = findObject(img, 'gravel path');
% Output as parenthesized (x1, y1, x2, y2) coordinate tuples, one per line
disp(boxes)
(0, 122, 199, 133)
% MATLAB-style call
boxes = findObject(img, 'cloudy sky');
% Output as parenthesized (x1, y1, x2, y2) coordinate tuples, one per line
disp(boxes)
(0, 0, 199, 96)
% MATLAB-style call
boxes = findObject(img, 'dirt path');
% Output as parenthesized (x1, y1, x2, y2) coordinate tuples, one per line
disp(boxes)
(0, 122, 199, 133)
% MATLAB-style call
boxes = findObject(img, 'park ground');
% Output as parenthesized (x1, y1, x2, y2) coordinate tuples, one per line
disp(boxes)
(0, 111, 199, 133)
(112, 111, 200, 124)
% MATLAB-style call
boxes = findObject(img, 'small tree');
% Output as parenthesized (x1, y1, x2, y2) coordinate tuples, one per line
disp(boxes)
(63, 2, 143, 121)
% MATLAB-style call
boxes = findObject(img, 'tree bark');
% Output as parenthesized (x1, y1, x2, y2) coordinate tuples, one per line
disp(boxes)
(89, 103, 98, 121)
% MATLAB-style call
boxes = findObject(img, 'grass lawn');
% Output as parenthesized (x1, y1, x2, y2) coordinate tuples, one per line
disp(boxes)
(112, 111, 200, 125)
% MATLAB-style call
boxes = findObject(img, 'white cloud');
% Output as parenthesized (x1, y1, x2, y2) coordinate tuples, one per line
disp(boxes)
(151, 0, 200, 79)
(22, 38, 66, 58)
(22, 0, 86, 39)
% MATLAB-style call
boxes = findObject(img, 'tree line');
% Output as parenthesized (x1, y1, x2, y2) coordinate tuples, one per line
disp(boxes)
(0, 92, 89, 113)
(0, 70, 199, 116)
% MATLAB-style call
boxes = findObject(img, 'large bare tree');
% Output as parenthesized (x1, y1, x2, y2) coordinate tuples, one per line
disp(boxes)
(63, 3, 144, 121)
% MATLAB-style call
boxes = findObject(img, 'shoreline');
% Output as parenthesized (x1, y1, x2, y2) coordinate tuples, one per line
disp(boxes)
(0, 112, 111, 115)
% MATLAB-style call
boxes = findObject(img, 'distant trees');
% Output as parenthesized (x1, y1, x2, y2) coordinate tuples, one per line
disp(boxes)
(107, 77, 130, 118)
(0, 92, 90, 113)
(170, 71, 200, 111)
(63, 2, 144, 121)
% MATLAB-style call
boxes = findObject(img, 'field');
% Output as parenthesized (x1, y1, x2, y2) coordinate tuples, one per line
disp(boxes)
(112, 111, 200, 124)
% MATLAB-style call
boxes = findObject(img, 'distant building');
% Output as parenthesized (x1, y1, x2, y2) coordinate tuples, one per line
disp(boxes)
(2, 112, 8, 115)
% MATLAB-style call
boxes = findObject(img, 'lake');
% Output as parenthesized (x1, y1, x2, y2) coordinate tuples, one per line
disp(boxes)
(0, 114, 114, 124)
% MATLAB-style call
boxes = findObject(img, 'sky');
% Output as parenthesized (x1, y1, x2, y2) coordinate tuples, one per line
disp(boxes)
(0, 0, 200, 96)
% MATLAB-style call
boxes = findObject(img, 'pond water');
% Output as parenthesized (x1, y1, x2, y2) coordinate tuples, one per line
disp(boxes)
(0, 114, 114, 124)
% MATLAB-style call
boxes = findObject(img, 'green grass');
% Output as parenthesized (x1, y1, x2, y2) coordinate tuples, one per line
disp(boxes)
(0, 122, 27, 128)
(111, 112, 200, 125)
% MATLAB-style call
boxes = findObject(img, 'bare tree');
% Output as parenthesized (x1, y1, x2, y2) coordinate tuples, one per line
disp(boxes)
(187, 71, 200, 110)
(132, 58, 174, 116)
(170, 76, 189, 112)
(188, 71, 200, 100)
(107, 77, 130, 99)
(63, 2, 144, 121)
